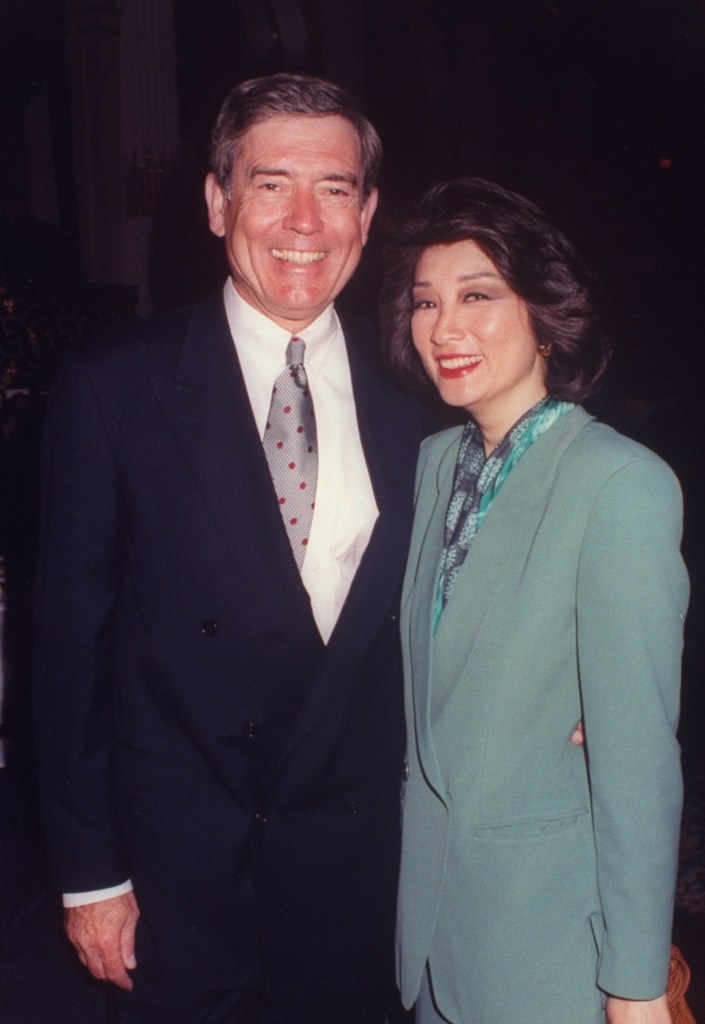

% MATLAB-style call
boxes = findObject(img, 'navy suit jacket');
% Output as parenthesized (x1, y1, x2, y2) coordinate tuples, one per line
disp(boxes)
(34, 293, 426, 993)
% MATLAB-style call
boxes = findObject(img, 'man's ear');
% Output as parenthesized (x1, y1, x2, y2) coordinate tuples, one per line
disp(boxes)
(360, 187, 379, 247)
(204, 173, 227, 238)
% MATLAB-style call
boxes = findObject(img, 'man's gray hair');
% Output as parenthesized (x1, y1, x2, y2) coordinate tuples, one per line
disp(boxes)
(210, 73, 382, 201)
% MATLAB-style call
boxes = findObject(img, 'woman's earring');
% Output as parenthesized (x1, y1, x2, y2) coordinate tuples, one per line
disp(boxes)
(537, 342, 552, 357)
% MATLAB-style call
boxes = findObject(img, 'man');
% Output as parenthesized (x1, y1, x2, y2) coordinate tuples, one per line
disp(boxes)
(34, 74, 426, 1023)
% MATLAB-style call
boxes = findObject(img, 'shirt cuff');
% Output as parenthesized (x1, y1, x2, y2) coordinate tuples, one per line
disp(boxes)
(62, 879, 133, 907)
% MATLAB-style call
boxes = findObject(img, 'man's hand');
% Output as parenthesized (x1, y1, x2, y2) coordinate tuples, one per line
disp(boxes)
(606, 993, 671, 1024)
(64, 891, 140, 990)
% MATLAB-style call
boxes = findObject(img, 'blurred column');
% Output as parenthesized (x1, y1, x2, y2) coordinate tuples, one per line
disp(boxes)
(121, 0, 179, 314)
(68, 0, 179, 313)
(68, 0, 126, 285)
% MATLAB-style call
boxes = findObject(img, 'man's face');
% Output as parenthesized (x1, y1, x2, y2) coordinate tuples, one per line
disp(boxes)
(205, 114, 378, 333)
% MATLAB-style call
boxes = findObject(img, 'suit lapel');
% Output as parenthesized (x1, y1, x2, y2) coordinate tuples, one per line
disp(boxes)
(326, 318, 420, 657)
(275, 315, 424, 766)
(151, 294, 321, 648)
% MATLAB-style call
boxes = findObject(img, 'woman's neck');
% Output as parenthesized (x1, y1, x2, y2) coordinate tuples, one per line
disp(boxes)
(474, 391, 550, 457)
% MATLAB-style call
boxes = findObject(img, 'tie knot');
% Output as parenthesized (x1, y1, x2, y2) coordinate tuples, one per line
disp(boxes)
(286, 336, 306, 368)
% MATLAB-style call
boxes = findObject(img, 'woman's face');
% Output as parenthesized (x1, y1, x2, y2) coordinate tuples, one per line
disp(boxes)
(411, 239, 548, 444)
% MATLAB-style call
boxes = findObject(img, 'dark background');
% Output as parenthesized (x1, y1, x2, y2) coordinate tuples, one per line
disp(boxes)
(1, 2, 704, 1020)
(2, 0, 705, 384)
(4, 0, 701, 751)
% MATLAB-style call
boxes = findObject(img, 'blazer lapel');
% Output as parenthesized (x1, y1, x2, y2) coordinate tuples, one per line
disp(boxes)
(405, 432, 458, 798)
(151, 294, 320, 647)
(405, 408, 595, 787)
(430, 406, 595, 707)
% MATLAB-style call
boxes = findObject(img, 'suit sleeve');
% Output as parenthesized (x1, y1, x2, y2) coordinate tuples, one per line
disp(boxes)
(575, 454, 688, 999)
(34, 348, 129, 892)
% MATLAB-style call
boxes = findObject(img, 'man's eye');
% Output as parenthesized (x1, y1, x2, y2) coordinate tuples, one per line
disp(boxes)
(319, 184, 358, 202)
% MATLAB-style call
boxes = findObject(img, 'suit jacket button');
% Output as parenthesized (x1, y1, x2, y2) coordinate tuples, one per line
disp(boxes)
(242, 722, 260, 739)
(402, 761, 410, 780)
(200, 620, 219, 637)
(254, 811, 268, 825)
(387, 611, 398, 622)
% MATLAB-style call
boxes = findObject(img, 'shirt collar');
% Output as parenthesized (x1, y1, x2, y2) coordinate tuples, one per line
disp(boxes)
(223, 279, 339, 371)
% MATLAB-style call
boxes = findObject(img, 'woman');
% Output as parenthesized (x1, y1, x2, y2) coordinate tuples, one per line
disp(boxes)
(380, 178, 688, 1024)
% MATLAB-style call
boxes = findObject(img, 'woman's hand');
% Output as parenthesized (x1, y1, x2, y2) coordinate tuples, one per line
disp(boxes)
(605, 994, 671, 1024)
(570, 721, 584, 745)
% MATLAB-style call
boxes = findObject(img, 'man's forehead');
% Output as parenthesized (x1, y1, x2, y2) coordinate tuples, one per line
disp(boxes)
(233, 114, 363, 175)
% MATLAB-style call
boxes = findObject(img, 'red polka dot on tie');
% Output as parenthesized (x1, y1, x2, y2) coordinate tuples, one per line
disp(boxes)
(290, 517, 298, 525)
(297, 426, 304, 433)
(279, 497, 286, 504)
(276, 441, 283, 449)
(288, 462, 295, 469)
(283, 405, 291, 414)
(302, 538, 308, 546)
(300, 482, 307, 489)
(307, 445, 313, 453)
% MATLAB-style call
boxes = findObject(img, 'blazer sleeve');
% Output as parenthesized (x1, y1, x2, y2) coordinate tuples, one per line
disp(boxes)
(33, 348, 129, 892)
(575, 453, 689, 999)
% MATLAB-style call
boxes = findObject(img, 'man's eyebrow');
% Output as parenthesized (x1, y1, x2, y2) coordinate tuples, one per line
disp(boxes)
(248, 166, 359, 187)
(320, 172, 359, 187)
(249, 165, 291, 180)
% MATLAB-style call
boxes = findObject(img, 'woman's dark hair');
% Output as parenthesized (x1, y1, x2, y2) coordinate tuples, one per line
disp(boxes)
(380, 178, 610, 402)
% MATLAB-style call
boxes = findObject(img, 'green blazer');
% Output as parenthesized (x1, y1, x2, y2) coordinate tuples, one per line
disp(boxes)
(397, 406, 688, 1024)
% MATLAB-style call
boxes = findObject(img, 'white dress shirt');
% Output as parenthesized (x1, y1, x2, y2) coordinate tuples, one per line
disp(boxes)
(63, 281, 378, 906)
(224, 280, 378, 643)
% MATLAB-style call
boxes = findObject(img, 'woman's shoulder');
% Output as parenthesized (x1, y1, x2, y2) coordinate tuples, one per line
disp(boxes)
(562, 409, 681, 496)
(571, 411, 672, 468)
(419, 408, 671, 471)
(417, 424, 464, 478)
(420, 424, 464, 456)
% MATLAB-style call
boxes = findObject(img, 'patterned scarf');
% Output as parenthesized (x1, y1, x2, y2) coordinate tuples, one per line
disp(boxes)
(434, 396, 574, 632)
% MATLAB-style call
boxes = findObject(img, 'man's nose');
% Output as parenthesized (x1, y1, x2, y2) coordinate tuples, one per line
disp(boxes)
(283, 189, 323, 233)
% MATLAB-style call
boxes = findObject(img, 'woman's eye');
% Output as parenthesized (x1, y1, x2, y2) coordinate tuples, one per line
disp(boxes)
(412, 299, 435, 310)
(464, 291, 490, 302)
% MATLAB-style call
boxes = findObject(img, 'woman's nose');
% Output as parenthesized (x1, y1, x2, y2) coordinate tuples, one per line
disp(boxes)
(431, 308, 464, 346)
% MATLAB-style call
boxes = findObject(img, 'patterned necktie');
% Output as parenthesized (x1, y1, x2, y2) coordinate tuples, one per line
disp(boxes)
(262, 336, 318, 569)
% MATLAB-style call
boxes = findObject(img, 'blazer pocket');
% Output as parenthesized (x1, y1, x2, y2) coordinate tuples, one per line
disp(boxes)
(465, 807, 590, 841)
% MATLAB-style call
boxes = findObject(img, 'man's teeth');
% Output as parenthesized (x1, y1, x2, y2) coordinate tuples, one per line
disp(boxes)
(272, 249, 326, 264)
(439, 355, 483, 369)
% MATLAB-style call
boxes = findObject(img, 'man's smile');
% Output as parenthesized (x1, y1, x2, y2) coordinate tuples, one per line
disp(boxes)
(271, 248, 327, 264)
